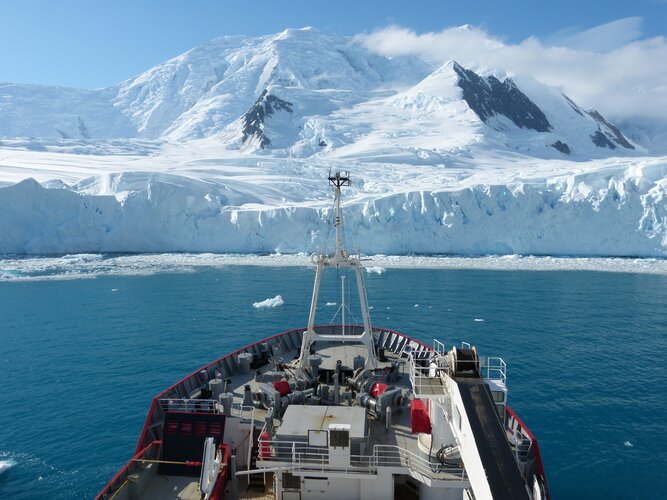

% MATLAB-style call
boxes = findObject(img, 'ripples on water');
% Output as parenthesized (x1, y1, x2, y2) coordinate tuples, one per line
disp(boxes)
(0, 256, 666, 499)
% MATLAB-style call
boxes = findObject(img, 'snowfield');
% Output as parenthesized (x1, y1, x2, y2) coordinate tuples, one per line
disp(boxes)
(0, 28, 665, 258)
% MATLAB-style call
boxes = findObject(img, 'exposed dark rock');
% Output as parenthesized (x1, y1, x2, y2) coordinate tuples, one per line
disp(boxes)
(562, 94, 584, 117)
(590, 130, 616, 149)
(587, 110, 635, 149)
(240, 89, 293, 148)
(55, 128, 70, 139)
(551, 140, 571, 154)
(78, 117, 90, 139)
(452, 62, 552, 132)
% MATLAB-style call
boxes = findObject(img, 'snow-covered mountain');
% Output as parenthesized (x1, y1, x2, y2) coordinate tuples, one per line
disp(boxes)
(0, 28, 641, 158)
(0, 28, 665, 258)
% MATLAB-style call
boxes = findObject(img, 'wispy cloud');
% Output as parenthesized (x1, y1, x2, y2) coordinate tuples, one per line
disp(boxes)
(546, 17, 643, 52)
(357, 19, 667, 122)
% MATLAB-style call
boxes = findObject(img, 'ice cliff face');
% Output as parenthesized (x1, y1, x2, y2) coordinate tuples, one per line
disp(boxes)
(0, 160, 665, 257)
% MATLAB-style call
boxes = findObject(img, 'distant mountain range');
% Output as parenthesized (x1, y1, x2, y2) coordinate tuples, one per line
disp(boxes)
(0, 28, 651, 159)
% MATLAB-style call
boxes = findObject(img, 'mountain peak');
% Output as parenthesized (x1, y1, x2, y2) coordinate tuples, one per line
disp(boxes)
(276, 26, 318, 38)
(451, 62, 552, 132)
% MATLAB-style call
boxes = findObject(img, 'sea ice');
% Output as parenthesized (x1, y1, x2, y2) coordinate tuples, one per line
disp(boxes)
(253, 295, 285, 309)
(0, 253, 667, 283)
(0, 459, 15, 474)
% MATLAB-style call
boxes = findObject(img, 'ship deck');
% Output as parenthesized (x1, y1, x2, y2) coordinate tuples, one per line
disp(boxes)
(97, 327, 533, 499)
(138, 473, 276, 500)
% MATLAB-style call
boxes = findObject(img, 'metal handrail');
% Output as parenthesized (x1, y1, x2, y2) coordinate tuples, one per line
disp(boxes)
(231, 403, 255, 420)
(158, 398, 218, 413)
(482, 357, 507, 385)
(407, 351, 449, 398)
(157, 399, 256, 422)
(374, 445, 466, 480)
(256, 435, 466, 482)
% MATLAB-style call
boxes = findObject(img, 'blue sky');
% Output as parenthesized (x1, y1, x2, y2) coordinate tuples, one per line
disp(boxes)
(0, 0, 665, 88)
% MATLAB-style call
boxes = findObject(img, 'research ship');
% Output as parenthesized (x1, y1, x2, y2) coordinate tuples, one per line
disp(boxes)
(98, 172, 549, 500)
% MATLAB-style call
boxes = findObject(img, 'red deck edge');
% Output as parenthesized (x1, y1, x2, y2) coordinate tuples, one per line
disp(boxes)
(96, 440, 161, 500)
(506, 406, 551, 500)
(211, 444, 231, 500)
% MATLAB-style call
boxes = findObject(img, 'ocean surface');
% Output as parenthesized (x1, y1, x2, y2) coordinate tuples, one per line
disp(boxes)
(0, 256, 666, 499)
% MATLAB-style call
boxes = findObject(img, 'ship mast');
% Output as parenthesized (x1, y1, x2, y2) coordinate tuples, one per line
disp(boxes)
(331, 171, 347, 261)
(298, 172, 377, 371)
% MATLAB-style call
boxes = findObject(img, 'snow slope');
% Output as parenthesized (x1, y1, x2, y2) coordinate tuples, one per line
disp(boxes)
(0, 28, 643, 156)
(0, 28, 665, 257)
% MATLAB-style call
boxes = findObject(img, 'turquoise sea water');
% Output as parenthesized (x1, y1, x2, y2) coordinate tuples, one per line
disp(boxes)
(0, 263, 666, 499)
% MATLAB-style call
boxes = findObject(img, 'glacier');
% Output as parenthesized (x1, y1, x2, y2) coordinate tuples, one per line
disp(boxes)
(0, 152, 665, 257)
(0, 28, 666, 258)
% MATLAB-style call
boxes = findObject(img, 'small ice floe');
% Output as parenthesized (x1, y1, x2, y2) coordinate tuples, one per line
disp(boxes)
(624, 441, 634, 448)
(111, 288, 118, 292)
(365, 266, 385, 275)
(61, 253, 102, 263)
(473, 318, 485, 322)
(325, 302, 337, 307)
(414, 304, 419, 308)
(0, 459, 15, 475)
(253, 295, 284, 309)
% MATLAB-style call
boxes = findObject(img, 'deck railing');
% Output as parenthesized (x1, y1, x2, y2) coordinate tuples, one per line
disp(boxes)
(506, 406, 550, 500)
(433, 339, 447, 356)
(407, 351, 450, 399)
(374, 445, 466, 481)
(158, 398, 218, 413)
(257, 437, 466, 482)
(482, 357, 507, 385)
(156, 399, 255, 421)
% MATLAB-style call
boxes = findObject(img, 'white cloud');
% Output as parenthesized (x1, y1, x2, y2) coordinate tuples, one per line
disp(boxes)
(357, 20, 667, 122)
(546, 17, 643, 52)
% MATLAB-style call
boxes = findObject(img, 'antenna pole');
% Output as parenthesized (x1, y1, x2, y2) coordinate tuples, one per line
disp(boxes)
(341, 275, 345, 336)
(328, 171, 350, 262)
